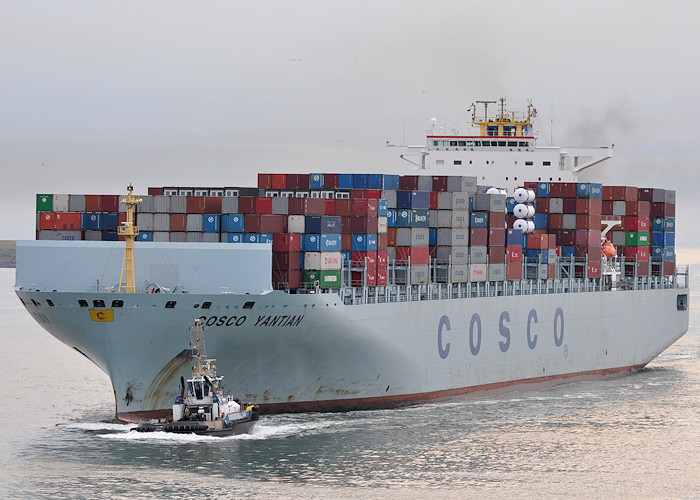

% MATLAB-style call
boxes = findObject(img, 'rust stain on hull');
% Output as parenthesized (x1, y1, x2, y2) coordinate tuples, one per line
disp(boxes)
(140, 348, 193, 411)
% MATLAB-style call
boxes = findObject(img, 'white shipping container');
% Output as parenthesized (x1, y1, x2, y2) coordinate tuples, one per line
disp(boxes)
(377, 216, 388, 234)
(451, 210, 470, 229)
(451, 228, 469, 247)
(304, 252, 321, 270)
(320, 252, 342, 270)
(470, 245, 488, 264)
(451, 264, 469, 282)
(153, 213, 170, 231)
(53, 194, 69, 212)
(469, 263, 488, 282)
(186, 214, 203, 232)
(451, 247, 468, 265)
(138, 213, 154, 231)
(437, 192, 452, 210)
(288, 215, 305, 233)
(451, 192, 470, 211)
(488, 263, 506, 281)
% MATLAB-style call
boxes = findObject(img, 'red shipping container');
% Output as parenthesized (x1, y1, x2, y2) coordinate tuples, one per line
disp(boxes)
(548, 234, 557, 249)
(637, 188, 652, 202)
(638, 201, 651, 216)
(273, 233, 301, 252)
(304, 198, 326, 215)
(488, 228, 506, 246)
(271, 174, 286, 190)
(238, 196, 256, 214)
(258, 174, 273, 189)
(395, 246, 429, 265)
(203, 196, 222, 214)
(548, 264, 556, 278)
(352, 216, 378, 233)
(549, 182, 565, 197)
(624, 216, 650, 231)
(260, 214, 285, 233)
(255, 197, 273, 214)
(663, 261, 675, 276)
(601, 200, 614, 215)
(341, 216, 352, 234)
(352, 270, 376, 287)
(377, 232, 388, 250)
(523, 181, 538, 190)
(429, 246, 437, 259)
(102, 195, 119, 212)
(432, 176, 448, 192)
(399, 176, 419, 190)
(350, 189, 366, 199)
(342, 233, 352, 251)
(488, 211, 506, 228)
(489, 246, 506, 263)
(352, 251, 377, 268)
(430, 191, 438, 210)
(576, 198, 602, 214)
(535, 198, 550, 213)
(325, 199, 336, 216)
(575, 245, 602, 261)
(376, 268, 388, 285)
(335, 199, 352, 216)
(245, 214, 261, 233)
(377, 251, 388, 268)
(366, 189, 382, 199)
(506, 262, 522, 280)
(624, 246, 649, 262)
(170, 213, 187, 231)
(85, 195, 102, 212)
(187, 196, 204, 213)
(272, 252, 301, 270)
(470, 228, 488, 246)
(575, 229, 601, 246)
(118, 213, 128, 225)
(650, 202, 666, 217)
(548, 213, 563, 230)
(366, 271, 377, 287)
(148, 187, 164, 196)
(352, 198, 378, 217)
(605, 186, 638, 201)
(56, 212, 82, 230)
(285, 174, 302, 190)
(527, 234, 548, 249)
(39, 212, 56, 230)
(562, 198, 577, 213)
(576, 214, 602, 230)
(323, 173, 339, 189)
(506, 245, 522, 263)
(562, 183, 578, 198)
(387, 227, 397, 246)
(587, 262, 601, 278)
(273, 270, 300, 289)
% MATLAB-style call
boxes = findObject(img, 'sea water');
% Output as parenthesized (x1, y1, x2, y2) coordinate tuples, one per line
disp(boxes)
(1, 252, 698, 498)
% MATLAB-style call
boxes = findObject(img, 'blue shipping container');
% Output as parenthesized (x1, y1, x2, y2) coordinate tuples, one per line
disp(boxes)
(651, 246, 663, 261)
(383, 175, 400, 190)
(304, 234, 321, 251)
(203, 214, 220, 233)
(663, 247, 675, 261)
(223, 214, 244, 233)
(506, 229, 524, 246)
(387, 209, 396, 227)
(260, 233, 273, 244)
(337, 174, 353, 189)
(321, 216, 342, 234)
(589, 183, 603, 199)
(227, 233, 243, 243)
(576, 183, 590, 198)
(377, 199, 388, 216)
(102, 231, 118, 241)
(309, 173, 324, 189)
(470, 212, 488, 228)
(396, 191, 413, 209)
(651, 232, 665, 246)
(352, 173, 368, 189)
(138, 231, 153, 242)
(537, 182, 550, 198)
(429, 227, 437, 246)
(244, 233, 260, 243)
(320, 234, 342, 251)
(664, 217, 675, 232)
(101, 213, 118, 231)
(341, 251, 352, 266)
(526, 249, 548, 263)
(533, 213, 548, 230)
(664, 233, 675, 246)
(305, 216, 322, 234)
(352, 234, 378, 251)
(411, 209, 430, 228)
(561, 245, 575, 258)
(396, 209, 412, 227)
(367, 174, 383, 189)
(652, 217, 665, 231)
(82, 212, 101, 231)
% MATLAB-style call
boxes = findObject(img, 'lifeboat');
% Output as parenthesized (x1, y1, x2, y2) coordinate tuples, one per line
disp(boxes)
(602, 241, 617, 258)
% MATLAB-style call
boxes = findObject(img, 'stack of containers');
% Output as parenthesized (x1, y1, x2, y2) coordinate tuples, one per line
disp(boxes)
(36, 193, 120, 241)
(648, 188, 676, 276)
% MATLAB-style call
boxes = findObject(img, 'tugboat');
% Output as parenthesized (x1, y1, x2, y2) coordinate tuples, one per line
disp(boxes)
(134, 319, 259, 436)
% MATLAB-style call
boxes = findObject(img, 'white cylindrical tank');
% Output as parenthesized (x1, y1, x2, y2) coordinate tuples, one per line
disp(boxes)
(513, 204, 529, 218)
(526, 205, 536, 218)
(513, 219, 529, 233)
(526, 220, 535, 233)
(513, 188, 529, 203)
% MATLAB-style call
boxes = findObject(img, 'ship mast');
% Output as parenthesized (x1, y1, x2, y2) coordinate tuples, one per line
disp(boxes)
(118, 185, 141, 293)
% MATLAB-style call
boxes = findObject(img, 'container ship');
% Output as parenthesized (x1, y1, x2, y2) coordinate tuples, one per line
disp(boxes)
(16, 100, 689, 422)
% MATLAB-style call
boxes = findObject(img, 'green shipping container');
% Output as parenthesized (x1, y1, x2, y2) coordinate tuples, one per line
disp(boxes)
(36, 194, 53, 211)
(319, 270, 342, 288)
(303, 270, 320, 286)
(626, 231, 650, 247)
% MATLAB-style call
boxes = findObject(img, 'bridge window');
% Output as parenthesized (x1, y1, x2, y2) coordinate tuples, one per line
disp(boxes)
(454, 160, 462, 165)
(436, 160, 444, 166)
(449, 141, 457, 147)
(519, 142, 528, 147)
(433, 141, 439, 146)
(498, 141, 506, 146)
(543, 161, 551, 166)
(458, 141, 466, 146)
(525, 161, 534, 166)
(507, 141, 517, 147)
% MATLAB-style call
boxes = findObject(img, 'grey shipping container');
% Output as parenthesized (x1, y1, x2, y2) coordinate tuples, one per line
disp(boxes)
(451, 247, 468, 265)
(138, 213, 154, 231)
(170, 232, 187, 242)
(438, 210, 453, 228)
(170, 196, 187, 213)
(417, 176, 433, 191)
(381, 190, 397, 208)
(272, 197, 289, 215)
(612, 201, 626, 216)
(437, 192, 452, 210)
(68, 194, 86, 212)
(436, 245, 452, 262)
(153, 231, 170, 242)
(469, 245, 488, 264)
(474, 193, 506, 212)
(562, 213, 576, 230)
(451, 264, 469, 282)
(451, 228, 469, 247)
(222, 196, 239, 214)
(84, 230, 101, 241)
(139, 196, 155, 213)
(53, 194, 69, 212)
(651, 189, 666, 203)
(187, 214, 203, 232)
(411, 227, 430, 247)
(549, 198, 563, 214)
(38, 230, 55, 240)
(429, 210, 438, 228)
(186, 232, 202, 242)
(665, 190, 676, 204)
(447, 176, 462, 193)
(451, 210, 470, 229)
(54, 230, 82, 241)
(451, 192, 470, 211)
(488, 263, 506, 281)
(461, 176, 478, 193)
(437, 228, 452, 246)
(154, 213, 170, 231)
(153, 195, 170, 213)
(202, 233, 220, 243)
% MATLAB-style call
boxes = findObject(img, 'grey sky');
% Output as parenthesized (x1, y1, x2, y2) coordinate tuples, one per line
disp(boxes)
(2, 1, 699, 244)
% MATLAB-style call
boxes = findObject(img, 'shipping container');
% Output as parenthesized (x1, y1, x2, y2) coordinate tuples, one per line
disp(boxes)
(202, 214, 221, 233)
(186, 214, 203, 232)
(53, 194, 69, 212)
(36, 194, 53, 211)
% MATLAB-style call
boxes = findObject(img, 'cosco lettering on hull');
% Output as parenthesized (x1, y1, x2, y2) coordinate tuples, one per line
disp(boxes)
(437, 308, 565, 358)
